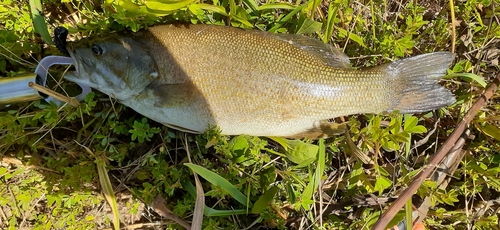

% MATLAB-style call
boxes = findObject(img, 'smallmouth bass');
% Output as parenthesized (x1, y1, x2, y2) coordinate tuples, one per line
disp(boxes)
(64, 24, 455, 138)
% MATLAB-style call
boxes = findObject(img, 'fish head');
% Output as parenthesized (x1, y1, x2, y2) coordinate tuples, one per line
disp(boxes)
(65, 34, 158, 100)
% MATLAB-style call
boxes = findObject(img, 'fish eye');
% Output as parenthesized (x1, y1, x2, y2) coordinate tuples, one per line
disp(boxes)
(91, 44, 104, 56)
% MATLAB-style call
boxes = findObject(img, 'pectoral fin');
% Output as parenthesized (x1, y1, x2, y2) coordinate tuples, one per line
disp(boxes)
(143, 82, 208, 134)
(146, 82, 202, 108)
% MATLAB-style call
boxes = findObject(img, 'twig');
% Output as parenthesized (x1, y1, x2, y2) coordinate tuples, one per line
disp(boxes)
(2, 156, 60, 173)
(372, 73, 500, 230)
(150, 195, 191, 230)
(19, 195, 45, 228)
(410, 116, 440, 151)
(0, 204, 8, 227)
(103, 221, 174, 230)
(28, 82, 79, 107)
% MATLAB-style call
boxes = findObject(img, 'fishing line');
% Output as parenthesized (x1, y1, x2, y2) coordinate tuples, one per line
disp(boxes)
(0, 44, 36, 68)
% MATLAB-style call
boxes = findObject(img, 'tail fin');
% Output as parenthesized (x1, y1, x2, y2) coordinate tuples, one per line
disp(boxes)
(385, 52, 456, 113)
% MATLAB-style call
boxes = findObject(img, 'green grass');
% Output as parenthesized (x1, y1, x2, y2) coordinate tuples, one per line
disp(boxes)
(1, 0, 500, 229)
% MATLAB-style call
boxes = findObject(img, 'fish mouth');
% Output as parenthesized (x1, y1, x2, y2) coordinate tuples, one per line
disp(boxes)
(65, 46, 80, 77)
(63, 46, 93, 101)
(63, 45, 93, 91)
(64, 45, 87, 84)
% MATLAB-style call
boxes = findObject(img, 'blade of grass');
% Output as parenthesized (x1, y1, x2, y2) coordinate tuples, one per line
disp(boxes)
(449, 0, 456, 53)
(184, 135, 203, 230)
(299, 139, 325, 212)
(268, 3, 307, 33)
(479, 124, 500, 141)
(316, 139, 326, 226)
(369, 0, 377, 47)
(258, 3, 296, 11)
(115, 0, 140, 10)
(444, 73, 487, 88)
(96, 156, 120, 230)
(305, 0, 321, 17)
(241, 0, 259, 13)
(29, 0, 53, 44)
(181, 179, 249, 216)
(403, 113, 413, 230)
(204, 207, 249, 216)
(77, 143, 120, 230)
(322, 1, 338, 43)
(145, 0, 195, 13)
(185, 163, 250, 207)
(228, 0, 253, 27)
(192, 168, 204, 229)
(188, 4, 228, 16)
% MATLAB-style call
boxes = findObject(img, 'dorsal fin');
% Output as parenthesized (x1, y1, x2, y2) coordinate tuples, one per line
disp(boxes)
(252, 31, 352, 69)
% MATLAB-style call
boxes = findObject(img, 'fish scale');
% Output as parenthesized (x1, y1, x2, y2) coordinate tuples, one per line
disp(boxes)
(64, 24, 455, 138)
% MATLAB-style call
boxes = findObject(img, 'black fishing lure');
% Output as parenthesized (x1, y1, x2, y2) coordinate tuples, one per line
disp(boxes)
(53, 26, 69, 56)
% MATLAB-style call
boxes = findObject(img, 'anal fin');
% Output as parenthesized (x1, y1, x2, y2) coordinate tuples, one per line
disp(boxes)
(161, 122, 203, 134)
(285, 121, 348, 139)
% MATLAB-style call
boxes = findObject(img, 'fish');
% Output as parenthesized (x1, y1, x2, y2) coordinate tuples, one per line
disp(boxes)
(64, 24, 455, 138)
